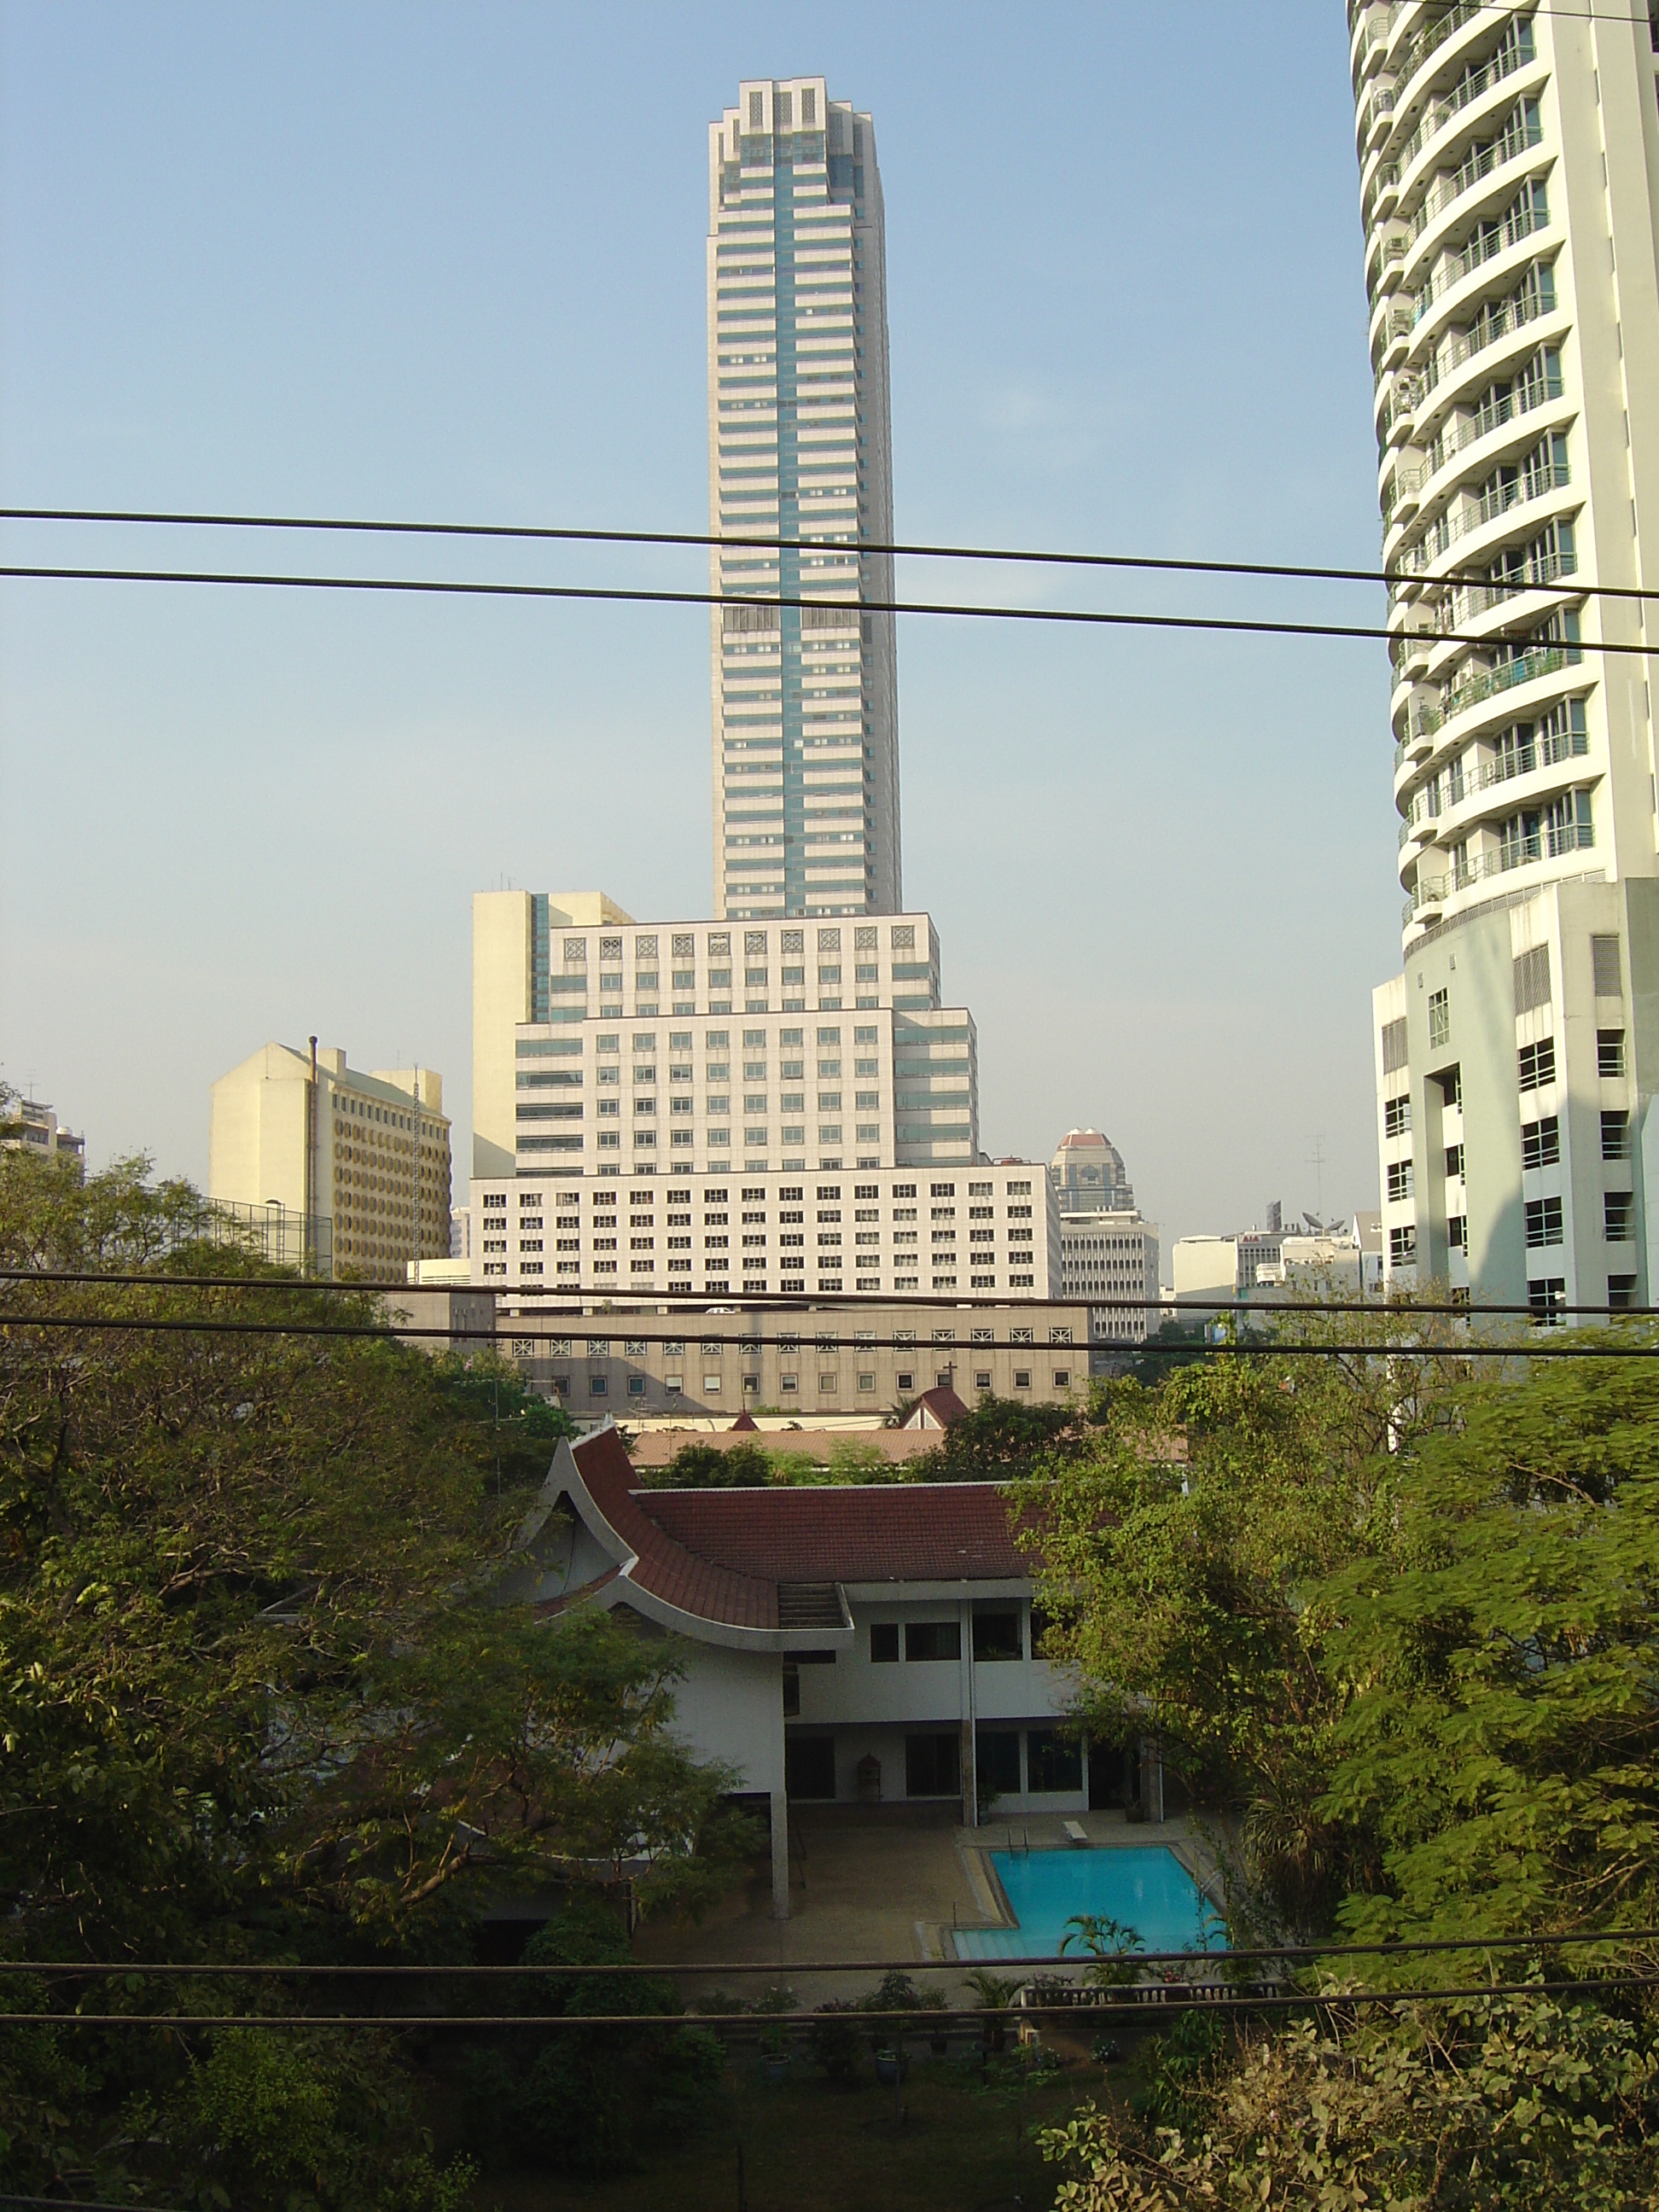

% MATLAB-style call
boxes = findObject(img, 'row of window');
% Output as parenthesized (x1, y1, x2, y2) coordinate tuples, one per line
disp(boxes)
(541, 1365, 1073, 1401)
(782, 1729, 1081, 1802)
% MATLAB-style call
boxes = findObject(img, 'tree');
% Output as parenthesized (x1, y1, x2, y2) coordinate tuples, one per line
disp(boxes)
(917, 1394, 1086, 1481)
(0, 1149, 751, 2199)
(1025, 1311, 1481, 1940)
(1318, 1343, 1659, 1955)
(650, 1437, 772, 1486)
(1039, 1989, 1659, 2211)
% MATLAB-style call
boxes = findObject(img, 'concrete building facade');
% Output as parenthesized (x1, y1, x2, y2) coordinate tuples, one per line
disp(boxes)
(501, 1299, 1090, 1417)
(1058, 1210, 1161, 1346)
(1354, 1, 1659, 1307)
(1049, 1126, 1136, 1214)
(210, 1041, 451, 1280)
(707, 77, 900, 919)
(3, 1098, 85, 1176)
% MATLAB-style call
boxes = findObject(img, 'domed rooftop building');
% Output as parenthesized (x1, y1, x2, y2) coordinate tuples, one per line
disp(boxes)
(1049, 1127, 1134, 1215)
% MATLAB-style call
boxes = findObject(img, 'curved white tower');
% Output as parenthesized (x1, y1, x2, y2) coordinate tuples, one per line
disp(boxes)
(1356, 2, 1659, 1313)
(1357, 0, 1656, 940)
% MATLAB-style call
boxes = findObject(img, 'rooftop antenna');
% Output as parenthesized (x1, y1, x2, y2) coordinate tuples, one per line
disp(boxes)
(1307, 1134, 1329, 1225)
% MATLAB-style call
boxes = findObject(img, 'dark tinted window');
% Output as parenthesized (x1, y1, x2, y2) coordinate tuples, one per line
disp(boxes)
(869, 1622, 899, 1662)
(972, 1610, 1022, 1662)
(905, 1732, 960, 1796)
(905, 1620, 961, 1662)
(1026, 1728, 1082, 1793)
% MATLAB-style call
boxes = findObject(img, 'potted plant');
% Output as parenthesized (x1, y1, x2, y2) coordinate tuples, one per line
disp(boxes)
(873, 2045, 910, 2087)
(964, 1966, 1022, 2052)
(758, 2023, 790, 2085)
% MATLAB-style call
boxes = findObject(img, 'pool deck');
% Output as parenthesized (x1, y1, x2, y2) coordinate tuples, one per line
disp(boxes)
(632, 1804, 1228, 2008)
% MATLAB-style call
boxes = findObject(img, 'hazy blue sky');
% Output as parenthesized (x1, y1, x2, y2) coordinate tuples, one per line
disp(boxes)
(1, 2, 1400, 1247)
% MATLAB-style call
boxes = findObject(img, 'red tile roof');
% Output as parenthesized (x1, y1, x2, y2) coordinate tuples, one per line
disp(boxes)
(901, 1382, 970, 1429)
(566, 1426, 1031, 1631)
(569, 1424, 779, 1629)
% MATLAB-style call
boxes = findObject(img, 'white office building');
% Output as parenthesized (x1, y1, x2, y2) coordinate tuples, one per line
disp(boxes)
(1355, 2, 1659, 1311)
(707, 76, 900, 919)
(468, 888, 1061, 1307)
(1058, 1210, 1161, 1346)
(2, 1097, 85, 1176)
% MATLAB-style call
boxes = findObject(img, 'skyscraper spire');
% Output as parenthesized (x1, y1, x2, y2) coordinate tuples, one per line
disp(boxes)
(706, 77, 901, 920)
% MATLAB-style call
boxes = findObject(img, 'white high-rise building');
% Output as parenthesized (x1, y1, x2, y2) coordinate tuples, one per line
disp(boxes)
(1355, 3, 1659, 1313)
(707, 77, 900, 921)
(469, 889, 1062, 1306)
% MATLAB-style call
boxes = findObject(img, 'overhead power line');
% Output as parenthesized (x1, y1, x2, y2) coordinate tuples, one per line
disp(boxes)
(9, 1973, 1658, 2028)
(4, 503, 1657, 607)
(9, 1925, 1655, 1976)
(3, 1267, 1655, 1321)
(0, 1310, 1644, 1356)
(2, 563, 1655, 657)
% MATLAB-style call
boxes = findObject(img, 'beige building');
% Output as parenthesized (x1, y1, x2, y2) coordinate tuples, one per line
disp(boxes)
(504, 1300, 1091, 1419)
(209, 1041, 451, 1279)
(3, 1097, 85, 1177)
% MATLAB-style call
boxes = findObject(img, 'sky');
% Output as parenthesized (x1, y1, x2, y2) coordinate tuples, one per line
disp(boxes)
(0, 2, 1403, 1249)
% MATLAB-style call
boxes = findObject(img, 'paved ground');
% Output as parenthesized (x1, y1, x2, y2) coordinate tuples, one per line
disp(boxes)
(632, 1803, 1219, 2009)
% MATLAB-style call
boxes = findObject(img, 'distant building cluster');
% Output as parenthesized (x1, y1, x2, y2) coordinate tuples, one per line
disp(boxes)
(2, 1097, 84, 1177)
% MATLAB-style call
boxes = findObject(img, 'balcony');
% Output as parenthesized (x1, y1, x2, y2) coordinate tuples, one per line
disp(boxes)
(1423, 368, 1564, 483)
(1393, 446, 1570, 576)
(1441, 642, 1581, 725)
(1392, 20, 1538, 197)
(1393, 0, 1483, 109)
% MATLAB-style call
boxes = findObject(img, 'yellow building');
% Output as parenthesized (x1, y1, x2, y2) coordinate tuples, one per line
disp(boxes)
(209, 1041, 451, 1278)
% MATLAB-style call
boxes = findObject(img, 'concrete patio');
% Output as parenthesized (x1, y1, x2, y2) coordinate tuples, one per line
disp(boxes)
(632, 1802, 1224, 2008)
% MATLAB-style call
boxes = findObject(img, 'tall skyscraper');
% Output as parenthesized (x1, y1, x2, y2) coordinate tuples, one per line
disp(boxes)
(1355, 3, 1659, 1313)
(706, 77, 901, 921)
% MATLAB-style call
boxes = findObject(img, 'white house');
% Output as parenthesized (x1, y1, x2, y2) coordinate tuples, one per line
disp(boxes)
(509, 1424, 1150, 1916)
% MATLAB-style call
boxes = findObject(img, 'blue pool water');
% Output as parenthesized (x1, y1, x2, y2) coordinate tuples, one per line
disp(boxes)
(956, 1847, 1222, 1961)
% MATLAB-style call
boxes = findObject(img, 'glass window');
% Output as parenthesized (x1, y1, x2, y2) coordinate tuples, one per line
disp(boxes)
(905, 1733, 960, 1797)
(905, 1620, 961, 1662)
(1025, 1728, 1082, 1793)
(972, 1610, 1022, 1662)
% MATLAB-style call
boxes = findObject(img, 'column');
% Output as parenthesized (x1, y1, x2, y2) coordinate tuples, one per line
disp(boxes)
(770, 1789, 790, 1918)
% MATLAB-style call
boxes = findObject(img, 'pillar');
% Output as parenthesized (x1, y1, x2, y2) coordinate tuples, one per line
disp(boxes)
(771, 1789, 790, 1918)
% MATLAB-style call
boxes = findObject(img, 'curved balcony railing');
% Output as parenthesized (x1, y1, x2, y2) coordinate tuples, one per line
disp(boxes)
(1392, 448, 1569, 575)
(1397, 717, 1590, 841)
(1391, 0, 1485, 112)
(1391, 18, 1537, 193)
(1406, 105, 1542, 253)
(1405, 812, 1597, 923)
(1392, 641, 1584, 767)
(1421, 262, 1557, 402)
(1412, 169, 1548, 329)
(1424, 366, 1563, 477)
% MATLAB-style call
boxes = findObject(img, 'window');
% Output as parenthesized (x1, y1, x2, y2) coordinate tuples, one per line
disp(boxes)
(1605, 1191, 1635, 1242)
(1428, 987, 1450, 1051)
(895, 1370, 913, 1392)
(1608, 1273, 1638, 1310)
(1592, 934, 1622, 998)
(1525, 1196, 1563, 1248)
(1384, 1094, 1411, 1138)
(1598, 1029, 1627, 1079)
(1521, 1115, 1559, 1170)
(1448, 1214, 1467, 1253)
(1387, 1160, 1414, 1202)
(905, 1620, 961, 1662)
(1518, 1038, 1557, 1091)
(1445, 1143, 1464, 1181)
(1528, 1277, 1566, 1324)
(1025, 1729, 1082, 1794)
(976, 1729, 1022, 1797)
(1013, 1368, 1031, 1389)
(973, 1610, 1022, 1662)
(905, 1733, 960, 1798)
(785, 1738, 836, 1800)
(1390, 1225, 1417, 1266)
(1603, 1110, 1631, 1161)
(1053, 1369, 1072, 1389)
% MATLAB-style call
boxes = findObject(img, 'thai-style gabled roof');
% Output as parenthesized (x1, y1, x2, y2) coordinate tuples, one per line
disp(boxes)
(519, 1423, 1033, 1651)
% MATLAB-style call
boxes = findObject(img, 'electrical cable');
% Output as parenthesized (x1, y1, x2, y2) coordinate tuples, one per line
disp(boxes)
(9, 1974, 1658, 2029)
(6, 1925, 1654, 1976)
(2, 563, 1654, 656)
(3, 503, 1656, 607)
(0, 1309, 1640, 1354)
(1, 1267, 1651, 1320)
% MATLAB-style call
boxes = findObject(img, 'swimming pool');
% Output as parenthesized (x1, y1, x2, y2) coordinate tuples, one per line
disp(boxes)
(955, 1846, 1222, 1961)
